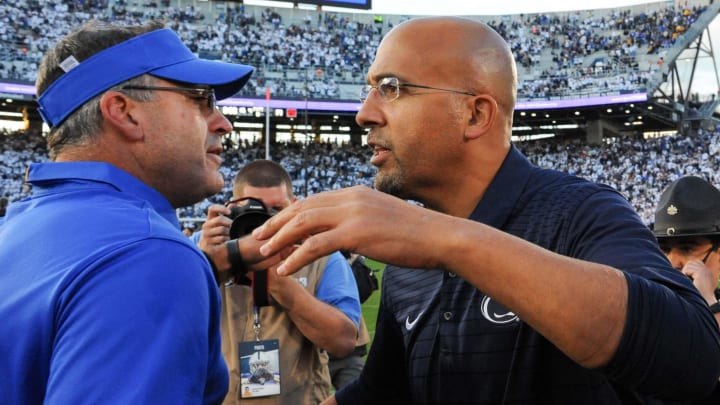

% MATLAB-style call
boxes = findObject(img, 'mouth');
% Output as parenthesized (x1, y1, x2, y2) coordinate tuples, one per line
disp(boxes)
(368, 141, 391, 166)
(206, 145, 223, 167)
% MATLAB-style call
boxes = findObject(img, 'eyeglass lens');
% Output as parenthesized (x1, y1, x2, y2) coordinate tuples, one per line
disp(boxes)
(360, 77, 399, 102)
(701, 243, 718, 263)
(120, 85, 215, 115)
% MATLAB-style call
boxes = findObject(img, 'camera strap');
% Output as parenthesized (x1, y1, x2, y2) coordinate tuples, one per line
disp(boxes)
(251, 270, 271, 307)
(226, 240, 251, 286)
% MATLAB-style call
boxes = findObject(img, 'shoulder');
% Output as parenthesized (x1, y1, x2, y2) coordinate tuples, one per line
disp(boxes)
(72, 238, 213, 297)
(324, 251, 352, 270)
(189, 230, 202, 245)
(521, 167, 629, 219)
(318, 252, 354, 282)
(530, 166, 617, 200)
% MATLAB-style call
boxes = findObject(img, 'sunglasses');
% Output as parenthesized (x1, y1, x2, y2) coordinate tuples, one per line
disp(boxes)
(120, 85, 216, 115)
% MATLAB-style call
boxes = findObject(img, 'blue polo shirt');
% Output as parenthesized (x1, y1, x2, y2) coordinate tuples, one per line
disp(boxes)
(0, 162, 227, 404)
(337, 146, 720, 404)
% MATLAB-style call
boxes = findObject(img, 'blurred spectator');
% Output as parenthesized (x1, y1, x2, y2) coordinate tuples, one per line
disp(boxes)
(0, 197, 8, 217)
(0, 0, 710, 100)
(4, 125, 720, 229)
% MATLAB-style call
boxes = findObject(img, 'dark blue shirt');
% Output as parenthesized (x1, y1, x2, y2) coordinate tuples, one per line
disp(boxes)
(337, 147, 720, 404)
(0, 162, 228, 404)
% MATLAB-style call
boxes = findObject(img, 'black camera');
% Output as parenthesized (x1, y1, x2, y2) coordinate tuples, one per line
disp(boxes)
(227, 197, 277, 239)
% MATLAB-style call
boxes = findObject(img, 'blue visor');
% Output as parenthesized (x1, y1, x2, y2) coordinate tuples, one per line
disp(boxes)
(37, 28, 254, 127)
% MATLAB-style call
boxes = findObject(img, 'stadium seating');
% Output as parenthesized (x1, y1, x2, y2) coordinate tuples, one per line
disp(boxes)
(2, 0, 719, 228)
(3, 124, 720, 227)
(0, 0, 712, 100)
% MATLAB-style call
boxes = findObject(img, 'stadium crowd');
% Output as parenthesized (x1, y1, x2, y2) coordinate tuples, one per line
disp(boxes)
(3, 125, 719, 228)
(1, 0, 718, 226)
(0, 0, 712, 99)
(5, 12, 720, 404)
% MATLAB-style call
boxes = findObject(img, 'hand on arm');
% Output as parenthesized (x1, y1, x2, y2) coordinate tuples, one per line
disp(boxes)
(197, 204, 292, 283)
(255, 186, 445, 275)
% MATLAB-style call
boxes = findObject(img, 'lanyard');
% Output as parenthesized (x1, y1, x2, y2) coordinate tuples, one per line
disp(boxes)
(253, 306, 262, 341)
(252, 270, 270, 307)
(250, 270, 270, 342)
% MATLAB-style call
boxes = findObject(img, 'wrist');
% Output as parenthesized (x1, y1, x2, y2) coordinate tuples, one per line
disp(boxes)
(226, 239, 247, 277)
(708, 300, 720, 314)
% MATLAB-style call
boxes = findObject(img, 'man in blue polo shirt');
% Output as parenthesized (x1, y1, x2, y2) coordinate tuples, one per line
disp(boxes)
(253, 17, 720, 403)
(0, 20, 263, 404)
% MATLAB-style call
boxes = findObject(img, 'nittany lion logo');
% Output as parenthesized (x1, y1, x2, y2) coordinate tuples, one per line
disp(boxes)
(480, 295, 518, 324)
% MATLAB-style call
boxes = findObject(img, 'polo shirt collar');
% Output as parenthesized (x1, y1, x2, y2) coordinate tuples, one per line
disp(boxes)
(26, 161, 179, 227)
(469, 145, 532, 228)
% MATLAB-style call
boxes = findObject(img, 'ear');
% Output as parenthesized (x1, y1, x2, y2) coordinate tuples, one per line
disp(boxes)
(465, 95, 497, 140)
(99, 91, 145, 141)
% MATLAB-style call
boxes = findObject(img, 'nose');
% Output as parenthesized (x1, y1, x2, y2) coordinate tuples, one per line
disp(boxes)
(209, 109, 233, 137)
(355, 93, 384, 129)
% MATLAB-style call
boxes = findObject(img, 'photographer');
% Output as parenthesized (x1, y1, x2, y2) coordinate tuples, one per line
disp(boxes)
(195, 159, 360, 404)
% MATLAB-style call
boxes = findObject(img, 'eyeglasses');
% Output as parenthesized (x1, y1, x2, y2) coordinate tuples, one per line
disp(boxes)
(120, 85, 216, 115)
(659, 239, 719, 263)
(701, 241, 719, 264)
(359, 76, 476, 103)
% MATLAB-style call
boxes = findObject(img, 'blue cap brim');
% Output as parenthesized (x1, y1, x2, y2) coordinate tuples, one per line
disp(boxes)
(37, 28, 254, 127)
(152, 58, 253, 100)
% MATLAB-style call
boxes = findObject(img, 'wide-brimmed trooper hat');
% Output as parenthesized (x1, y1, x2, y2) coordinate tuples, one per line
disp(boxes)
(653, 176, 720, 239)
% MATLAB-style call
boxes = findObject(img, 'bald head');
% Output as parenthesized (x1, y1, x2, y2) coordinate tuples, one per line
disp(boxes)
(378, 17, 517, 116)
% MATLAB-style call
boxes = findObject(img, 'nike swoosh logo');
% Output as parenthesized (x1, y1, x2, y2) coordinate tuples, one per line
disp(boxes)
(405, 311, 424, 330)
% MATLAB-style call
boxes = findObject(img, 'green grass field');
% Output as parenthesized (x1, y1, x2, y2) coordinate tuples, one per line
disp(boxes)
(360, 259, 385, 345)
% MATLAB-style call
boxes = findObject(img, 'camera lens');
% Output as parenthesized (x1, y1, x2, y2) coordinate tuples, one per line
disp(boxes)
(229, 211, 271, 239)
(227, 197, 274, 239)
